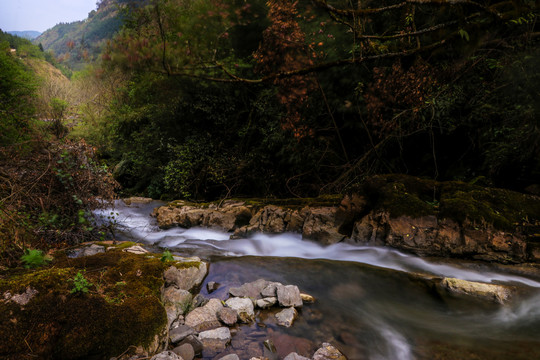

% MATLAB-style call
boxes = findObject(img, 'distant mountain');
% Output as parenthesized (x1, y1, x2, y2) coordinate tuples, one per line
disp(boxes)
(35, 0, 124, 70)
(7, 31, 41, 40)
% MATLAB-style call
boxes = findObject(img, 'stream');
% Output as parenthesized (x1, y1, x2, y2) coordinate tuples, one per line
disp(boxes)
(96, 201, 540, 360)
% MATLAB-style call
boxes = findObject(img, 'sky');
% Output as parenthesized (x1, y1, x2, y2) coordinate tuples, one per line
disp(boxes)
(0, 0, 98, 33)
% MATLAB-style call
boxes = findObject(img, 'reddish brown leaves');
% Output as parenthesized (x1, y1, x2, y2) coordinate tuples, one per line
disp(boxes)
(254, 0, 316, 138)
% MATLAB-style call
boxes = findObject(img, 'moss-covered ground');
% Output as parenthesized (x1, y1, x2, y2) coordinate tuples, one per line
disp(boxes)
(0, 246, 171, 359)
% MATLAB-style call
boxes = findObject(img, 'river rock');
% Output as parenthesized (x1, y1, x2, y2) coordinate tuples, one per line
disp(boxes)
(225, 297, 255, 323)
(439, 277, 514, 304)
(207, 281, 220, 293)
(169, 325, 196, 344)
(219, 354, 240, 360)
(284, 352, 310, 360)
(261, 282, 282, 297)
(218, 307, 238, 326)
(172, 343, 195, 360)
(162, 287, 193, 327)
(179, 335, 204, 356)
(185, 298, 223, 331)
(164, 259, 208, 292)
(256, 297, 277, 309)
(313, 343, 347, 360)
(300, 293, 315, 303)
(150, 350, 181, 360)
(229, 279, 270, 299)
(263, 339, 278, 360)
(198, 327, 231, 351)
(123, 197, 153, 205)
(276, 307, 298, 327)
(302, 207, 345, 245)
(277, 285, 303, 308)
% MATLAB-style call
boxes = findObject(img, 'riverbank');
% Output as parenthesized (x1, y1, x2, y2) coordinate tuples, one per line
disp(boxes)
(153, 175, 540, 264)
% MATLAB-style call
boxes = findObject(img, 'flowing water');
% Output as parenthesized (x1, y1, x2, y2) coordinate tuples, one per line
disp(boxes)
(95, 201, 540, 360)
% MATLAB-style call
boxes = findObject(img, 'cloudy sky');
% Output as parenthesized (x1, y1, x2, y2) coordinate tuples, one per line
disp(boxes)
(0, 0, 97, 32)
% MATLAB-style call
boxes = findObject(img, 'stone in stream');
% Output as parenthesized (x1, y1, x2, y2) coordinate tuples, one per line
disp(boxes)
(218, 354, 240, 360)
(313, 343, 347, 360)
(198, 327, 231, 351)
(300, 293, 315, 303)
(256, 297, 278, 309)
(263, 339, 278, 360)
(218, 307, 238, 326)
(179, 335, 204, 356)
(123, 197, 153, 205)
(163, 260, 208, 292)
(169, 324, 196, 344)
(439, 277, 514, 304)
(229, 279, 270, 299)
(284, 353, 310, 360)
(261, 282, 282, 297)
(172, 343, 195, 360)
(162, 287, 193, 328)
(184, 298, 223, 332)
(150, 351, 181, 360)
(277, 285, 303, 308)
(276, 307, 298, 327)
(225, 297, 255, 323)
(207, 281, 220, 293)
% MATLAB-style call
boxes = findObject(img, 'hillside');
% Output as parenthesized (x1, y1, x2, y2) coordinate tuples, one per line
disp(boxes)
(35, 0, 123, 70)
(7, 31, 41, 40)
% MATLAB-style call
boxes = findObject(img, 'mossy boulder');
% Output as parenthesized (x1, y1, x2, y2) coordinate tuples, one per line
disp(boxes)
(0, 249, 170, 359)
(346, 174, 540, 263)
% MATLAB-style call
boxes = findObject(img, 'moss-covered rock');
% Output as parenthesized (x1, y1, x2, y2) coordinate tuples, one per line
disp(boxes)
(346, 174, 540, 263)
(0, 249, 170, 359)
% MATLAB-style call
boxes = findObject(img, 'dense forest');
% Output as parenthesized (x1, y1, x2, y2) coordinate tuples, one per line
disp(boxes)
(1, 0, 539, 261)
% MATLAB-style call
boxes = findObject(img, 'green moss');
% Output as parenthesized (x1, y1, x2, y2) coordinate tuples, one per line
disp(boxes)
(0, 250, 170, 359)
(354, 174, 540, 230)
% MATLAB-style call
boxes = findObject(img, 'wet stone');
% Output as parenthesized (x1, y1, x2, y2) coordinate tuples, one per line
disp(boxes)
(185, 298, 223, 332)
(229, 279, 270, 299)
(256, 297, 277, 309)
(313, 343, 347, 360)
(261, 282, 282, 297)
(218, 307, 238, 326)
(170, 325, 196, 344)
(198, 327, 231, 352)
(179, 335, 204, 356)
(172, 343, 195, 360)
(207, 281, 220, 293)
(150, 351, 181, 360)
(225, 297, 255, 323)
(277, 285, 303, 308)
(284, 353, 311, 360)
(218, 354, 240, 360)
(276, 307, 298, 327)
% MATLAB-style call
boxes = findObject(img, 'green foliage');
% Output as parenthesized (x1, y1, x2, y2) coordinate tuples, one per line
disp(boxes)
(20, 249, 51, 269)
(69, 270, 93, 294)
(160, 250, 174, 262)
